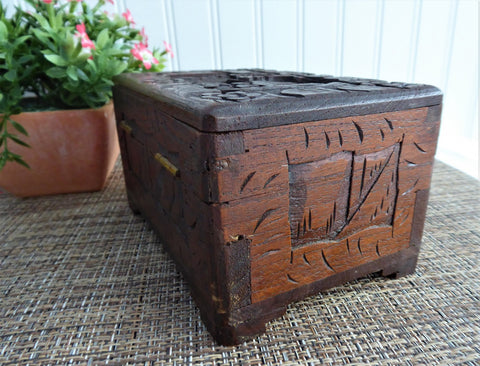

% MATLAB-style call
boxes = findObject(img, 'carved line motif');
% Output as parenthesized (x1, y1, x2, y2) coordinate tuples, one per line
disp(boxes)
(324, 131, 331, 149)
(353, 121, 364, 143)
(413, 142, 426, 153)
(287, 274, 299, 284)
(384, 118, 394, 131)
(338, 130, 344, 146)
(263, 174, 280, 189)
(321, 250, 335, 271)
(254, 208, 277, 233)
(240, 171, 256, 193)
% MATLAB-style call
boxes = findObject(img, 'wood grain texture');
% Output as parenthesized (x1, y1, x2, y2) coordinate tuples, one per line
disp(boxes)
(113, 70, 442, 345)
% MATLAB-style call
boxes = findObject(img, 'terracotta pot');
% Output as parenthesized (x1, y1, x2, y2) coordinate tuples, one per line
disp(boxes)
(0, 102, 119, 197)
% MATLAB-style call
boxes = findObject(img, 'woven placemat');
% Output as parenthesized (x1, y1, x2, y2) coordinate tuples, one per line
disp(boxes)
(0, 160, 479, 365)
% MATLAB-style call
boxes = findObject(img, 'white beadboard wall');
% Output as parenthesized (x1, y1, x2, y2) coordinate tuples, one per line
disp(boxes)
(5, 0, 480, 178)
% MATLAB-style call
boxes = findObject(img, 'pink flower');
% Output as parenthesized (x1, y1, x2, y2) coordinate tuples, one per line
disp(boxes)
(42, 0, 53, 3)
(163, 40, 174, 58)
(131, 42, 159, 70)
(81, 37, 95, 50)
(107, 0, 114, 4)
(122, 9, 135, 25)
(140, 27, 148, 47)
(76, 23, 86, 35)
(75, 23, 95, 50)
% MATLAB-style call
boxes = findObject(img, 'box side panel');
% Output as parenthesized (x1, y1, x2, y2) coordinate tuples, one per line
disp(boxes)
(113, 86, 236, 330)
(211, 106, 441, 304)
(113, 86, 261, 343)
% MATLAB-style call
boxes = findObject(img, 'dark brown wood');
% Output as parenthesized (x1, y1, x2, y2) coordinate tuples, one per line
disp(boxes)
(114, 70, 442, 132)
(113, 69, 442, 346)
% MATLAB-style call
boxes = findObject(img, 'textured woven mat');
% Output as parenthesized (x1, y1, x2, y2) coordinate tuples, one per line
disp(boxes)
(0, 160, 479, 365)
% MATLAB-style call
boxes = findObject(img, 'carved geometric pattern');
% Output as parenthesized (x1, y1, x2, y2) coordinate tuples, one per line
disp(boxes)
(288, 143, 401, 247)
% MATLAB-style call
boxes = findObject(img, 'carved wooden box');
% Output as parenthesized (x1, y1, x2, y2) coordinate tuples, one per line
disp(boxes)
(112, 70, 442, 345)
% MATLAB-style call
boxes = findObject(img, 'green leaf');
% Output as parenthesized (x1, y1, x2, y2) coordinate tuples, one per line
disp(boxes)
(44, 53, 68, 66)
(0, 21, 7, 41)
(100, 77, 114, 86)
(102, 48, 125, 57)
(10, 105, 22, 115)
(54, 12, 64, 29)
(32, 29, 51, 47)
(66, 65, 78, 81)
(18, 55, 35, 64)
(111, 61, 127, 76)
(71, 40, 83, 59)
(8, 151, 22, 160)
(97, 29, 109, 49)
(9, 135, 30, 148)
(4, 69, 17, 82)
(12, 35, 30, 48)
(12, 155, 30, 169)
(9, 120, 28, 136)
(86, 58, 97, 73)
(76, 68, 89, 82)
(46, 66, 67, 78)
(61, 32, 76, 58)
(33, 13, 51, 31)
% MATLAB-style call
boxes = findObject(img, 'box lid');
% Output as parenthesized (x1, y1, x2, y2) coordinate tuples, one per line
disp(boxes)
(113, 69, 442, 132)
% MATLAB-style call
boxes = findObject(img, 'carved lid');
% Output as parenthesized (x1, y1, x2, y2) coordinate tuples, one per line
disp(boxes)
(113, 69, 442, 132)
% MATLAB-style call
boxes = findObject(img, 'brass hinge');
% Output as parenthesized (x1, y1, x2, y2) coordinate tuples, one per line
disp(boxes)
(154, 153, 180, 177)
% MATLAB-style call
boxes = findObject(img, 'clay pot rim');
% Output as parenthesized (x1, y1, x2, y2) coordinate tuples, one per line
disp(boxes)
(3, 100, 113, 118)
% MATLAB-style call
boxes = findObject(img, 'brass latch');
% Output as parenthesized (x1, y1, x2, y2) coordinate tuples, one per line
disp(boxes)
(154, 153, 180, 177)
(119, 120, 132, 135)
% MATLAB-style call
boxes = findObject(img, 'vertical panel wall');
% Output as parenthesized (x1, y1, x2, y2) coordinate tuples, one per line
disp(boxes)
(303, 0, 340, 75)
(2, 0, 478, 178)
(342, 0, 382, 78)
(217, 0, 257, 69)
(436, 0, 479, 177)
(377, 0, 418, 82)
(261, 0, 298, 70)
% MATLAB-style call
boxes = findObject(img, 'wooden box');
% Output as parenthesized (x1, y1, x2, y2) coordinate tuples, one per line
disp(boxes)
(112, 70, 442, 345)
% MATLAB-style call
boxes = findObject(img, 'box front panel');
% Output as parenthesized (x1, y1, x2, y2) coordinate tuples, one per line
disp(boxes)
(212, 106, 440, 304)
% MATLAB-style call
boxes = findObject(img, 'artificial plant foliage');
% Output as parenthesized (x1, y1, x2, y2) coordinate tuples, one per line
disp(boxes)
(0, 0, 172, 170)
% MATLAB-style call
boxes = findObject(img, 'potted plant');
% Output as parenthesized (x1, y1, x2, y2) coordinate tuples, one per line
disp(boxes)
(0, 0, 172, 197)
